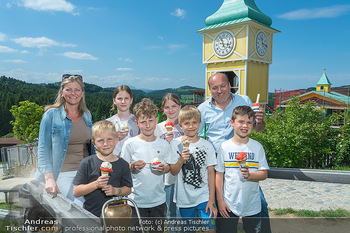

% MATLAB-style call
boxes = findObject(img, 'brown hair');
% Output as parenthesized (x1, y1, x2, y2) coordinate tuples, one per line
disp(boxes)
(111, 85, 133, 111)
(178, 105, 201, 124)
(231, 105, 256, 121)
(161, 93, 181, 108)
(92, 120, 118, 141)
(44, 75, 88, 116)
(133, 98, 158, 120)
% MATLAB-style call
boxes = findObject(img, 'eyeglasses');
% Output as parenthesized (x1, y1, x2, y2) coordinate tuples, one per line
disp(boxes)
(62, 74, 83, 80)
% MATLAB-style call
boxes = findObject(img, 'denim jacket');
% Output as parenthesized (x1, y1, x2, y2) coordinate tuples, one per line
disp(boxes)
(35, 105, 94, 182)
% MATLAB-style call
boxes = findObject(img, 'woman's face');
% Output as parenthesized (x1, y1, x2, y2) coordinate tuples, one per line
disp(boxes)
(113, 91, 133, 113)
(61, 81, 84, 107)
(163, 100, 180, 121)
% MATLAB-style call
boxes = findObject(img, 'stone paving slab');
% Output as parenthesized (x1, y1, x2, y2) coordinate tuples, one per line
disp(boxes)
(260, 178, 350, 211)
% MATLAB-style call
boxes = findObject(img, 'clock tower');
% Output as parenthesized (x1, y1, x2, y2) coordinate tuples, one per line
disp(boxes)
(198, 0, 279, 104)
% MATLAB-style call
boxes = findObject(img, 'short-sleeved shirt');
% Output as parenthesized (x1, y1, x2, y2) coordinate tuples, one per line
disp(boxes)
(106, 114, 139, 155)
(120, 136, 171, 208)
(73, 154, 133, 217)
(198, 93, 253, 152)
(154, 121, 184, 186)
(169, 137, 217, 208)
(215, 138, 269, 217)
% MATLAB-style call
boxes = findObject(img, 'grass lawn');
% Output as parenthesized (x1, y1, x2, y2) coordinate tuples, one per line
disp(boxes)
(271, 208, 350, 218)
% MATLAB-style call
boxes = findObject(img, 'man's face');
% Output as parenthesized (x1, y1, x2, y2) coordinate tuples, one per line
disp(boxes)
(209, 74, 231, 105)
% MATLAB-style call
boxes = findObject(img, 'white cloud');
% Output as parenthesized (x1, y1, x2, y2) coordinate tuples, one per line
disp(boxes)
(278, 5, 350, 20)
(171, 8, 186, 19)
(2, 59, 26, 63)
(21, 50, 29, 54)
(6, 3, 12, 8)
(12, 36, 76, 48)
(90, 73, 140, 87)
(20, 0, 76, 13)
(118, 57, 133, 62)
(63, 69, 83, 74)
(144, 45, 163, 50)
(62, 52, 98, 60)
(0, 33, 6, 41)
(0, 46, 17, 53)
(168, 44, 186, 51)
(2, 68, 60, 83)
(116, 68, 134, 71)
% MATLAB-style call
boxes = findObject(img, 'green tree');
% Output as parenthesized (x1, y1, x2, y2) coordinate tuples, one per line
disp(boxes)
(334, 110, 350, 167)
(250, 97, 338, 168)
(10, 100, 43, 143)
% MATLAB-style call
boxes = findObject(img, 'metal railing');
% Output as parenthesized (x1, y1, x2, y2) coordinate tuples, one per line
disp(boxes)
(1, 143, 37, 178)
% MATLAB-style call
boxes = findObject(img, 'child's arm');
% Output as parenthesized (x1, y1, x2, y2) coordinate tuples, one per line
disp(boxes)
(102, 185, 131, 196)
(240, 167, 268, 181)
(170, 149, 189, 176)
(205, 166, 218, 219)
(129, 160, 146, 171)
(73, 175, 109, 197)
(215, 171, 231, 218)
(155, 163, 170, 174)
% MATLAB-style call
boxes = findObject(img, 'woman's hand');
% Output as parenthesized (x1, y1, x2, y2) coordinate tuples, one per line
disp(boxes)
(44, 173, 60, 197)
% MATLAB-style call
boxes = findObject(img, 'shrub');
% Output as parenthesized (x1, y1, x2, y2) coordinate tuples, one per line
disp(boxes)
(250, 97, 338, 168)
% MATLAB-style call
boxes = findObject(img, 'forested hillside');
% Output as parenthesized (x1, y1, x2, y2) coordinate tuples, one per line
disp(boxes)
(0, 76, 202, 137)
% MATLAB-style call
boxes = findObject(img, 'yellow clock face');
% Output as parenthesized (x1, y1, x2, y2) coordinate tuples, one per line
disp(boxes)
(256, 30, 268, 58)
(213, 30, 236, 58)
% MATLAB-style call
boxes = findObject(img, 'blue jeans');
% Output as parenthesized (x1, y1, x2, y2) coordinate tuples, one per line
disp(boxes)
(259, 186, 271, 233)
(56, 171, 85, 207)
(165, 184, 179, 218)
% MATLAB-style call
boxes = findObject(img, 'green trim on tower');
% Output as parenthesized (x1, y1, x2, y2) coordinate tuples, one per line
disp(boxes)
(204, 0, 272, 27)
(198, 0, 279, 32)
(317, 69, 332, 85)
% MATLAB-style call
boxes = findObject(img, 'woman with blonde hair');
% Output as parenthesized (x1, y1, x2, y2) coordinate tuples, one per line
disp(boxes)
(35, 74, 94, 206)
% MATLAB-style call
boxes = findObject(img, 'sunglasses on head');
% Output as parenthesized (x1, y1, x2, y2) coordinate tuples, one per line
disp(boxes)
(62, 74, 83, 80)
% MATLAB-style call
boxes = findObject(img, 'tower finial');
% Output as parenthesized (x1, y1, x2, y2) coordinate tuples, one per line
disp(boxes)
(324, 68, 326, 73)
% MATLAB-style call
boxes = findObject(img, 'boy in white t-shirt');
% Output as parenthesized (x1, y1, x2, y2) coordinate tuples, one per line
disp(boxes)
(170, 105, 217, 233)
(121, 98, 171, 233)
(215, 106, 269, 233)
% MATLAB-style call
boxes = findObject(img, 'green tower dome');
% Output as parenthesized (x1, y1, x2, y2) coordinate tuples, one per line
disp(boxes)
(205, 0, 272, 27)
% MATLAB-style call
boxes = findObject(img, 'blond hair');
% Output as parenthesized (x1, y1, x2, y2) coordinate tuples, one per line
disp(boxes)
(178, 105, 201, 124)
(133, 98, 158, 120)
(92, 120, 118, 141)
(44, 75, 88, 116)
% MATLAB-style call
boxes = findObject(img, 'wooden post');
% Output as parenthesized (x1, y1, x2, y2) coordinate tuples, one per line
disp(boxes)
(15, 162, 18, 176)
(33, 156, 38, 169)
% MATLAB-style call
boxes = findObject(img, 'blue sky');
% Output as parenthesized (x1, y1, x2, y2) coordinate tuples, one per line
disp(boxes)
(0, 0, 349, 92)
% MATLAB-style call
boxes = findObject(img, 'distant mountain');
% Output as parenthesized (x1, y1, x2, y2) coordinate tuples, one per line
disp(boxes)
(0, 75, 204, 137)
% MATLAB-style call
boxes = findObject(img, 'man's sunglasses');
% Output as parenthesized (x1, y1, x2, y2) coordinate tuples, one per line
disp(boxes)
(62, 74, 83, 80)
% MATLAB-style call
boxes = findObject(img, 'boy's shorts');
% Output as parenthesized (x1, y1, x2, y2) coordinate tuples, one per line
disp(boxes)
(179, 201, 216, 232)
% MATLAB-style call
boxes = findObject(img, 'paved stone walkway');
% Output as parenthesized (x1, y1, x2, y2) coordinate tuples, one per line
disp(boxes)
(260, 178, 350, 211)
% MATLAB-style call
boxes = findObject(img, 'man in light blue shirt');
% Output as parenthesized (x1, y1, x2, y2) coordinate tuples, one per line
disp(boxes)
(198, 72, 270, 233)
(198, 73, 266, 151)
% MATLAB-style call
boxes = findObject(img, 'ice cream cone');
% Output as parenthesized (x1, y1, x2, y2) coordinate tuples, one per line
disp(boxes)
(101, 170, 109, 176)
